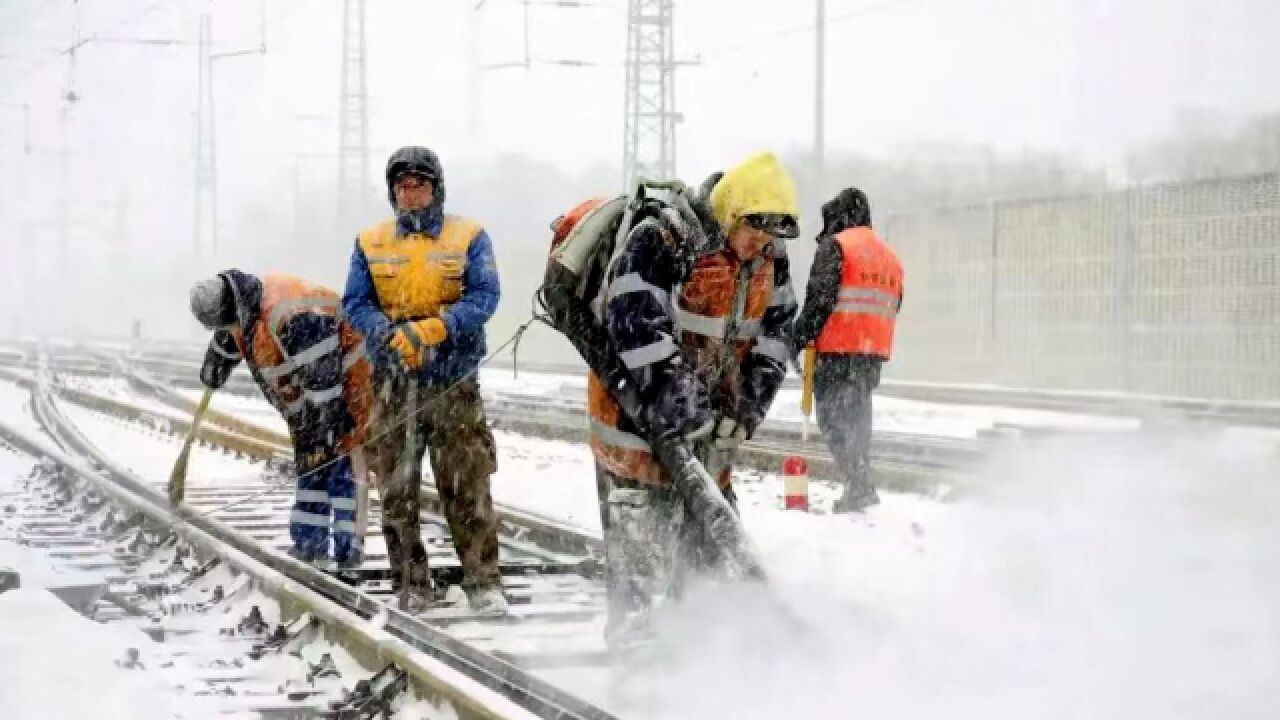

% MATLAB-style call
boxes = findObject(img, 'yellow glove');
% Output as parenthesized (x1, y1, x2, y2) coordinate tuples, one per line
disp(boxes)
(387, 318, 447, 370)
(408, 318, 448, 346)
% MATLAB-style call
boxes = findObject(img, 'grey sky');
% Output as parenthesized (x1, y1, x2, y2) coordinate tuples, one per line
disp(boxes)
(5, 0, 1279, 173)
(0, 0, 1277, 337)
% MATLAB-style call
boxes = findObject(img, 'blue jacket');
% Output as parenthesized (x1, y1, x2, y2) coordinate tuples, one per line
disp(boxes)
(342, 212, 501, 385)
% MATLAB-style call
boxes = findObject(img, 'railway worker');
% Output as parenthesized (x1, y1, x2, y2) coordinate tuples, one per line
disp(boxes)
(342, 146, 507, 616)
(587, 152, 799, 649)
(790, 187, 904, 513)
(189, 269, 373, 566)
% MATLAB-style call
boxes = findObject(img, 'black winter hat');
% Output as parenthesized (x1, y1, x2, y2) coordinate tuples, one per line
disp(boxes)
(385, 146, 445, 208)
(189, 274, 237, 330)
(821, 187, 872, 236)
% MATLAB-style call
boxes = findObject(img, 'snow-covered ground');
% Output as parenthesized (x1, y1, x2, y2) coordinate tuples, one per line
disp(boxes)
(598, 431, 1280, 719)
(770, 386, 1142, 438)
(55, 396, 272, 489)
(0, 379, 42, 435)
(0, 588, 186, 720)
(10, 372, 1280, 718)
(0, 449, 183, 720)
(476, 366, 1144, 439)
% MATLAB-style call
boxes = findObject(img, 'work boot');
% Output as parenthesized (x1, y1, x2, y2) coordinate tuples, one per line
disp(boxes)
(467, 586, 509, 617)
(833, 483, 880, 514)
(605, 610, 659, 666)
(390, 578, 437, 614)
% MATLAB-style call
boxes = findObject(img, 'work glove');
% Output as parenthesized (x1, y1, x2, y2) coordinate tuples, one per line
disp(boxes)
(712, 409, 763, 450)
(648, 362, 713, 440)
(387, 318, 447, 370)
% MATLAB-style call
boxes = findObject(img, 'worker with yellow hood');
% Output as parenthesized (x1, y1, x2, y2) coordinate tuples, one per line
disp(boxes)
(585, 152, 800, 650)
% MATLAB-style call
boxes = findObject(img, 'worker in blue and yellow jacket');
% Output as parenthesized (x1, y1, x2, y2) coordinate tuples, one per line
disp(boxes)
(342, 146, 506, 615)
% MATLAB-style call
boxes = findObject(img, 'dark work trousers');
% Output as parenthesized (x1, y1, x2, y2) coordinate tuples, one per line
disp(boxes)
(814, 354, 882, 513)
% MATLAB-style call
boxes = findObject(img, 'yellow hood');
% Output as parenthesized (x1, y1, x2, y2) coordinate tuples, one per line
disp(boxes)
(709, 152, 800, 231)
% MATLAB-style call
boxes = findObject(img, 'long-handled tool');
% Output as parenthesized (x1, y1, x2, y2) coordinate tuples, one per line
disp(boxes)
(800, 344, 816, 444)
(168, 387, 214, 505)
(351, 448, 370, 563)
(540, 285, 767, 581)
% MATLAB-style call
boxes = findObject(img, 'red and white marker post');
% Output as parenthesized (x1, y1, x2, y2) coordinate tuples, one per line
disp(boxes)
(782, 455, 809, 511)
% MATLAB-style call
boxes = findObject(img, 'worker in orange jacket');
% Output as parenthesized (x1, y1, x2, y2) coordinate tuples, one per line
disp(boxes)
(792, 188, 903, 513)
(586, 152, 800, 647)
(190, 270, 373, 564)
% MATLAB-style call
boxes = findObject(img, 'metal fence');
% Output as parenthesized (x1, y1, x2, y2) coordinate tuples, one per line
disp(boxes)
(883, 172, 1280, 401)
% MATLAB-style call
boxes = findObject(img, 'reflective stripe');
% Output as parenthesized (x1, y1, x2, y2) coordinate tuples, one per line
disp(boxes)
(588, 418, 651, 451)
(675, 307, 726, 338)
(839, 288, 900, 306)
(260, 362, 296, 381)
(212, 342, 240, 360)
(304, 385, 344, 404)
(752, 336, 791, 363)
(290, 509, 330, 527)
(737, 318, 763, 338)
(425, 251, 465, 263)
(334, 520, 357, 533)
(290, 335, 340, 367)
(833, 301, 899, 318)
(330, 497, 357, 511)
(367, 255, 409, 265)
(342, 344, 366, 371)
(296, 489, 329, 503)
(676, 307, 763, 340)
(609, 272, 670, 310)
(619, 336, 677, 370)
(769, 282, 796, 308)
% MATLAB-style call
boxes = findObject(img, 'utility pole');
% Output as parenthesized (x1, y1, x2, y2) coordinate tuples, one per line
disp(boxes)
(337, 0, 370, 238)
(193, 3, 266, 264)
(813, 0, 826, 200)
(622, 0, 679, 189)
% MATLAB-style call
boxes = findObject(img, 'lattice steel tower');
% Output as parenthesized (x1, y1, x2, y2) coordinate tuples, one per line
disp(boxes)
(338, 0, 370, 234)
(622, 0, 678, 188)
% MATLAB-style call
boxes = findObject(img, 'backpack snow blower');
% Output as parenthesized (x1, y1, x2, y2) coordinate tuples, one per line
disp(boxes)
(537, 180, 767, 583)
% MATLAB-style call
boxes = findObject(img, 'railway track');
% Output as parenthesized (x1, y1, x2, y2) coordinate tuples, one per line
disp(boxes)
(1, 369, 618, 719)
(0, 439, 396, 718)
(116, 351, 980, 494)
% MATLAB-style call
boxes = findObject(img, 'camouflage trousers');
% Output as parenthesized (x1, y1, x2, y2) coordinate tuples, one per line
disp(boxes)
(369, 377, 501, 593)
(594, 463, 738, 649)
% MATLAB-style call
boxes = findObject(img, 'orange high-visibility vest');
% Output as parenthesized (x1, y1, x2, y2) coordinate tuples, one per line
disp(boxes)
(815, 227, 903, 359)
(231, 274, 372, 453)
(587, 249, 777, 488)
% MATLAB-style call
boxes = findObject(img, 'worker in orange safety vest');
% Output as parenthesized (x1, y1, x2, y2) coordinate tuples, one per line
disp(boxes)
(791, 187, 903, 513)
